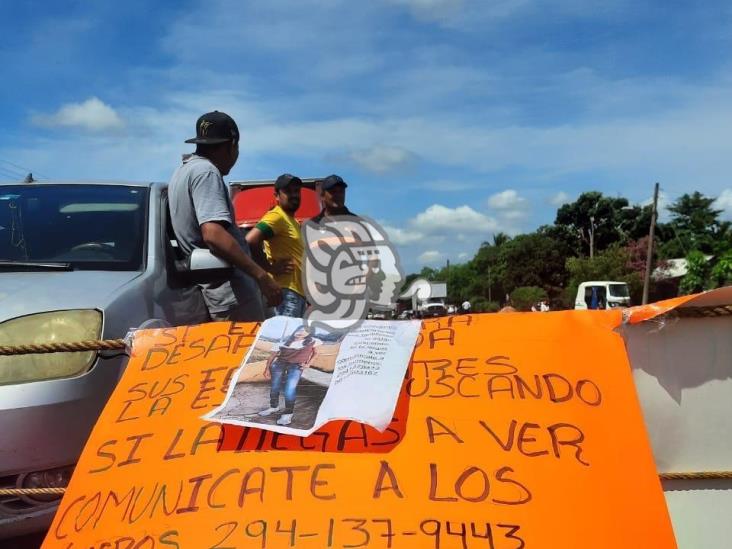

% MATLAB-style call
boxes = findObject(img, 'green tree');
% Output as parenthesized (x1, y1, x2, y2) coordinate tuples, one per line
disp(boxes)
(555, 191, 634, 256)
(471, 298, 500, 313)
(496, 232, 571, 297)
(441, 262, 477, 304)
(491, 232, 511, 248)
(510, 286, 548, 311)
(616, 204, 659, 242)
(710, 251, 732, 287)
(679, 250, 712, 294)
(470, 239, 507, 304)
(417, 266, 439, 280)
(661, 192, 730, 258)
(566, 244, 643, 304)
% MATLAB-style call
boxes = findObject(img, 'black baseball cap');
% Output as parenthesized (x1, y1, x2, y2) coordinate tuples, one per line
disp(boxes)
(185, 111, 239, 145)
(274, 173, 303, 190)
(320, 174, 348, 190)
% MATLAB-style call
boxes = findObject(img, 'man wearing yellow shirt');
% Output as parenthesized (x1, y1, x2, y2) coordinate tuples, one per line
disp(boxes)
(246, 174, 306, 317)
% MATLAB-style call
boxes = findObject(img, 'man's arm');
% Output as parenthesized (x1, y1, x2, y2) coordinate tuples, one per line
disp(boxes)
(246, 226, 295, 275)
(201, 221, 282, 306)
(245, 227, 273, 272)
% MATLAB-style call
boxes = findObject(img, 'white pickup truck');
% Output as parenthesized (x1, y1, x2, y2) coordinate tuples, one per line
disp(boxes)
(0, 180, 227, 538)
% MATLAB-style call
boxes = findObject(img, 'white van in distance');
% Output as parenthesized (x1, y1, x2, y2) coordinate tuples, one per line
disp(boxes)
(574, 281, 631, 310)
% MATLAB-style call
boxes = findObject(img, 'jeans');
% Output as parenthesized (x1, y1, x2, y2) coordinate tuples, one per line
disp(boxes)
(276, 288, 307, 318)
(269, 360, 303, 413)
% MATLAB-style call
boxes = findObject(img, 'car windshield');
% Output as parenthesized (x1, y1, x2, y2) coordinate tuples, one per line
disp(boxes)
(609, 283, 630, 297)
(0, 184, 148, 271)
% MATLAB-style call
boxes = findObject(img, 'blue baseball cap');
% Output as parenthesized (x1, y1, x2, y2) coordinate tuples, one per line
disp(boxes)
(320, 174, 348, 190)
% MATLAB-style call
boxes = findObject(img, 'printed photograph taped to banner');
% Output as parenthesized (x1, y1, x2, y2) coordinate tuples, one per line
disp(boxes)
(210, 317, 345, 430)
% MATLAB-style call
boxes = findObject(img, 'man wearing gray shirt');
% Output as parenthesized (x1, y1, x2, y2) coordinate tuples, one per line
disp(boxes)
(168, 111, 281, 321)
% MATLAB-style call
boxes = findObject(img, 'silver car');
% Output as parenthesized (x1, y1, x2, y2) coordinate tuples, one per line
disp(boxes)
(0, 181, 212, 537)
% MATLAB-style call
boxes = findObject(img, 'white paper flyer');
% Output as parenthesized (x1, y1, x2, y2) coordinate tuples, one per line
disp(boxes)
(203, 316, 421, 436)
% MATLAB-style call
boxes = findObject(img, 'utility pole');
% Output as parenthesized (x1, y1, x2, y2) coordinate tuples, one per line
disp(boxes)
(642, 182, 660, 305)
(488, 265, 492, 303)
(589, 216, 595, 259)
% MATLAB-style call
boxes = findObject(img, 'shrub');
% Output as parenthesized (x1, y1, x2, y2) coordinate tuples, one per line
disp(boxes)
(679, 250, 711, 294)
(510, 286, 548, 311)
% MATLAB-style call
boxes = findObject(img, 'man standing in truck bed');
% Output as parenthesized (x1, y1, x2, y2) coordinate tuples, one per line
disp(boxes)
(168, 111, 281, 321)
(246, 174, 307, 317)
(310, 174, 357, 224)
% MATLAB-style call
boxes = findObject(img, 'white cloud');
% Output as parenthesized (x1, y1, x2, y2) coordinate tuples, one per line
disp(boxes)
(411, 204, 498, 233)
(346, 145, 416, 174)
(381, 224, 424, 245)
(714, 188, 732, 220)
(418, 250, 445, 264)
(487, 189, 531, 231)
(501, 209, 529, 221)
(193, 80, 732, 193)
(21, 42, 732, 197)
(31, 97, 124, 132)
(642, 190, 672, 223)
(549, 191, 571, 206)
(488, 189, 527, 210)
(385, 203, 503, 271)
(380, 203, 500, 272)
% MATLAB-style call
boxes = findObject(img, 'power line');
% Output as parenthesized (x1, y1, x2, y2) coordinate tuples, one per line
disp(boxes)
(0, 160, 29, 177)
(0, 158, 50, 180)
(0, 158, 32, 172)
(0, 166, 24, 181)
(0, 162, 24, 178)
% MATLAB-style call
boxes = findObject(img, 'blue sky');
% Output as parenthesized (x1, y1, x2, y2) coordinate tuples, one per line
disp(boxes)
(2, 0, 732, 272)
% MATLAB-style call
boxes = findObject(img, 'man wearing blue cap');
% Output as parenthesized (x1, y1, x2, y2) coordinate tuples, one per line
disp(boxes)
(168, 111, 282, 322)
(311, 174, 357, 224)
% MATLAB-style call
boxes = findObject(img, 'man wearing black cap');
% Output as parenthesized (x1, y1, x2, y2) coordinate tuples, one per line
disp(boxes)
(311, 174, 357, 224)
(168, 111, 281, 322)
(246, 173, 306, 317)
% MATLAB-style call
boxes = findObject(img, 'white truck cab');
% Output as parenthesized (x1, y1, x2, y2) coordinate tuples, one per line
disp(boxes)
(574, 281, 631, 310)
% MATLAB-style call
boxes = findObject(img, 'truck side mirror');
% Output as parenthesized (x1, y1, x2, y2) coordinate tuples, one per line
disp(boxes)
(188, 248, 230, 271)
(173, 247, 233, 282)
(164, 199, 233, 282)
(167, 235, 233, 280)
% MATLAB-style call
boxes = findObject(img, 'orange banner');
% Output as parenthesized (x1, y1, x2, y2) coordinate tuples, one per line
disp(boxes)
(43, 312, 676, 548)
(623, 294, 699, 324)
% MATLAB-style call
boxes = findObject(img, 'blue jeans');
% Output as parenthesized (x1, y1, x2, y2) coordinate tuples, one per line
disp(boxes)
(276, 288, 307, 317)
(269, 360, 303, 413)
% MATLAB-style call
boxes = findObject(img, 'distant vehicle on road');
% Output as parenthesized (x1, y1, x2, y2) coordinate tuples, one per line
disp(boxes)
(0, 181, 221, 538)
(574, 281, 631, 310)
(398, 280, 448, 318)
(420, 301, 447, 317)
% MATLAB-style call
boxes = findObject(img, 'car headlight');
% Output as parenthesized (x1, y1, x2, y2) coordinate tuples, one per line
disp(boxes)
(0, 310, 102, 385)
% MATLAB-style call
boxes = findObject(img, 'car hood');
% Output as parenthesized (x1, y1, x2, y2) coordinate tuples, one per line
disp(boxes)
(0, 271, 142, 323)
